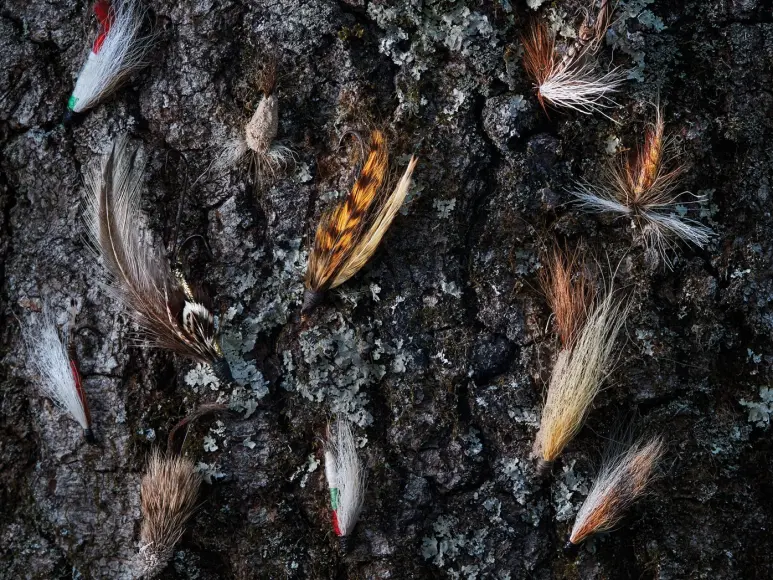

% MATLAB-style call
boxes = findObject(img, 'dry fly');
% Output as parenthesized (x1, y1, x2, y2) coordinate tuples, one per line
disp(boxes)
(572, 106, 713, 265)
(324, 418, 366, 553)
(532, 281, 629, 475)
(521, 0, 624, 115)
(65, 0, 154, 123)
(22, 308, 95, 442)
(84, 137, 233, 383)
(137, 450, 201, 578)
(567, 435, 664, 550)
(303, 130, 418, 318)
(213, 61, 294, 183)
(539, 246, 595, 349)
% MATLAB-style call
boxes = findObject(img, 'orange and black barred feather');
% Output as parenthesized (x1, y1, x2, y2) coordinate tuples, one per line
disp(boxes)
(303, 131, 390, 313)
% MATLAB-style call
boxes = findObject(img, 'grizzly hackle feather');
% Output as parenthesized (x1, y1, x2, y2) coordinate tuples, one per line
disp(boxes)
(138, 450, 201, 577)
(521, 0, 623, 115)
(303, 130, 418, 316)
(533, 281, 629, 473)
(22, 308, 93, 438)
(568, 436, 664, 547)
(84, 137, 232, 382)
(539, 246, 595, 349)
(572, 106, 713, 264)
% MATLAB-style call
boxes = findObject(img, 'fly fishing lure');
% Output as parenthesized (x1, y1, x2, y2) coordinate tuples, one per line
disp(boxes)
(572, 106, 713, 265)
(137, 449, 202, 578)
(566, 435, 664, 550)
(213, 61, 294, 183)
(303, 130, 418, 318)
(532, 279, 629, 475)
(84, 137, 233, 383)
(22, 307, 95, 442)
(324, 418, 366, 552)
(521, 0, 624, 115)
(65, 0, 154, 123)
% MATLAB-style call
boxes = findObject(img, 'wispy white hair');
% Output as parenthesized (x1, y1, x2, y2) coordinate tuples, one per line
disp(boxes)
(22, 309, 90, 430)
(539, 62, 625, 116)
(325, 418, 366, 537)
(69, 0, 154, 114)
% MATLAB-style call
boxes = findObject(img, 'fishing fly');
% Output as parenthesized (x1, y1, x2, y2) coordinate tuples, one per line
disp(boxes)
(84, 137, 233, 383)
(303, 130, 418, 318)
(65, 0, 154, 123)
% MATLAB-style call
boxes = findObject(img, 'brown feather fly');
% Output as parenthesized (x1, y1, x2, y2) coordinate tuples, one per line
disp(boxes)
(302, 130, 418, 318)
(84, 137, 233, 383)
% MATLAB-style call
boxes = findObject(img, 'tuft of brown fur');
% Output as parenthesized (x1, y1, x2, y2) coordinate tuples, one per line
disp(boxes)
(138, 450, 201, 578)
(303, 130, 418, 317)
(569, 436, 664, 545)
(539, 246, 595, 349)
(520, 20, 556, 111)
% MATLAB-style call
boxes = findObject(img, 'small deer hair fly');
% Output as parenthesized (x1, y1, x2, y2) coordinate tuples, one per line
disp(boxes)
(521, 0, 624, 115)
(65, 0, 155, 123)
(137, 449, 202, 578)
(84, 137, 233, 383)
(324, 418, 366, 553)
(572, 105, 713, 266)
(303, 130, 418, 318)
(539, 245, 595, 349)
(566, 435, 664, 550)
(21, 307, 95, 443)
(532, 278, 629, 475)
(212, 61, 294, 183)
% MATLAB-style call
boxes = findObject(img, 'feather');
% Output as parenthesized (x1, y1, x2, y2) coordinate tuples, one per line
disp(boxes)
(571, 106, 713, 266)
(84, 137, 233, 383)
(138, 450, 201, 578)
(521, 1, 623, 115)
(324, 418, 366, 551)
(66, 0, 155, 120)
(533, 281, 629, 472)
(22, 308, 93, 439)
(568, 436, 664, 547)
(303, 130, 417, 317)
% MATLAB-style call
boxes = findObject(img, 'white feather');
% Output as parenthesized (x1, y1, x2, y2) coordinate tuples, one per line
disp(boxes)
(69, 0, 154, 113)
(22, 309, 90, 430)
(325, 418, 366, 537)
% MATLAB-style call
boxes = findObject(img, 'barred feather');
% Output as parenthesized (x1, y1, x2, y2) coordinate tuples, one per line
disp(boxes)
(84, 137, 231, 380)
(568, 436, 664, 546)
(303, 131, 417, 315)
(67, 0, 155, 117)
(324, 418, 366, 545)
(138, 450, 201, 578)
(22, 308, 92, 435)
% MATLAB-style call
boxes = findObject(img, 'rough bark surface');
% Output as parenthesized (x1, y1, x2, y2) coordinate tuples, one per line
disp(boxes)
(2, 1, 772, 579)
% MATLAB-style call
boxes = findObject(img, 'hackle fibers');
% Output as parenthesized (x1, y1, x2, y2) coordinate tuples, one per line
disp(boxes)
(539, 246, 595, 349)
(66, 0, 155, 121)
(567, 436, 664, 549)
(138, 450, 201, 578)
(213, 61, 294, 182)
(303, 130, 418, 318)
(22, 308, 94, 441)
(572, 106, 713, 265)
(324, 418, 366, 552)
(532, 281, 629, 474)
(521, 0, 624, 115)
(84, 137, 233, 383)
